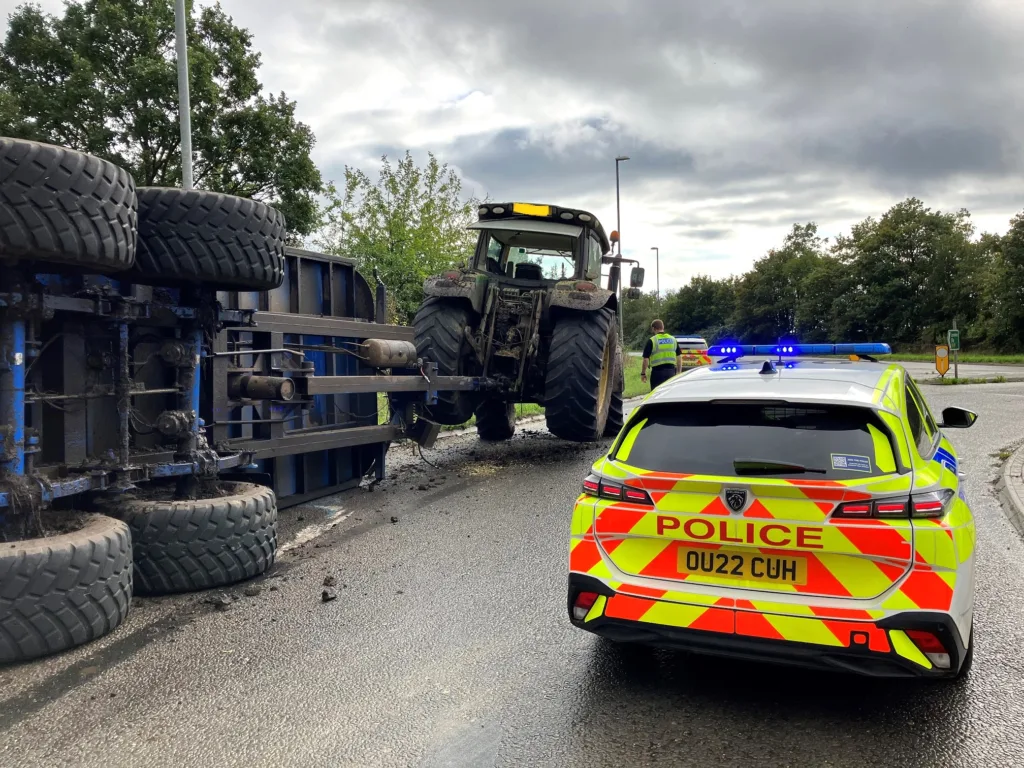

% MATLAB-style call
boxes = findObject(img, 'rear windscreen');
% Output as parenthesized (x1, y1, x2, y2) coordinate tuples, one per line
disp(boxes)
(613, 403, 898, 480)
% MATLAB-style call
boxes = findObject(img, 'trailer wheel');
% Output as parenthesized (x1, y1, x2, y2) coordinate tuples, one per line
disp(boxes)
(0, 138, 137, 272)
(131, 187, 286, 291)
(544, 308, 616, 442)
(118, 482, 277, 595)
(476, 398, 516, 442)
(413, 297, 477, 425)
(0, 515, 132, 664)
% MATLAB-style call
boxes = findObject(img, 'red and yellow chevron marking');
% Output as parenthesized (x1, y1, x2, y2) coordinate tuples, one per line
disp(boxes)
(571, 470, 958, 611)
(591, 591, 892, 652)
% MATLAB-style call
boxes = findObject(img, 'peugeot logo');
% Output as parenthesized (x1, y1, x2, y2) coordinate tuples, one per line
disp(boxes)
(725, 489, 748, 512)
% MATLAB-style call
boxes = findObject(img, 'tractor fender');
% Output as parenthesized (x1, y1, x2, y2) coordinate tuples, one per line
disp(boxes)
(423, 272, 488, 314)
(549, 280, 616, 313)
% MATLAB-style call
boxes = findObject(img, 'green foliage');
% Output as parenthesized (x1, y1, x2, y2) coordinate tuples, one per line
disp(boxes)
(315, 152, 477, 323)
(637, 199, 1024, 353)
(0, 0, 322, 235)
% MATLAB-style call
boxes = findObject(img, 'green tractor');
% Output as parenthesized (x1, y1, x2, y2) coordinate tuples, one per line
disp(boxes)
(413, 202, 644, 442)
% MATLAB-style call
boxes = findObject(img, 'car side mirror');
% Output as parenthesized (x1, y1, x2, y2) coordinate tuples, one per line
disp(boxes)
(630, 267, 645, 288)
(939, 406, 978, 429)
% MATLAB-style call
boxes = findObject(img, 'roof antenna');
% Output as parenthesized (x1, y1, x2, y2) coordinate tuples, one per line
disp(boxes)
(760, 360, 777, 375)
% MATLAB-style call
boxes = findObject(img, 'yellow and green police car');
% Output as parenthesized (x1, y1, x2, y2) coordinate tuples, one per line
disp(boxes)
(675, 335, 712, 368)
(569, 343, 977, 678)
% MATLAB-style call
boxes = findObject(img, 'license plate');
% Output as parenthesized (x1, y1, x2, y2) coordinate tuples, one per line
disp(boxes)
(677, 547, 808, 585)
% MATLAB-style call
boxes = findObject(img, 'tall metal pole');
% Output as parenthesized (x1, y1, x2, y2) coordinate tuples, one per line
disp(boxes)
(174, 0, 194, 189)
(651, 246, 660, 304)
(614, 156, 629, 344)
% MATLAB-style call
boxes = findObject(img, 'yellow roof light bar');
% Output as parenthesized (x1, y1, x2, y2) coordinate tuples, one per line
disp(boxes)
(511, 202, 550, 217)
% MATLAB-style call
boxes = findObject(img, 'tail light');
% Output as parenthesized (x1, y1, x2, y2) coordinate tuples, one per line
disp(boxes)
(833, 490, 954, 520)
(582, 474, 653, 506)
(911, 489, 955, 519)
(905, 629, 951, 669)
(572, 591, 599, 621)
(834, 498, 908, 519)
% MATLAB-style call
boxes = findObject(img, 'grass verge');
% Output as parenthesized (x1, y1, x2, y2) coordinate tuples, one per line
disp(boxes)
(882, 353, 1024, 364)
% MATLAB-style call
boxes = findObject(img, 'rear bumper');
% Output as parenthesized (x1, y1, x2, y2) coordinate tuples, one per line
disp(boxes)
(569, 574, 968, 679)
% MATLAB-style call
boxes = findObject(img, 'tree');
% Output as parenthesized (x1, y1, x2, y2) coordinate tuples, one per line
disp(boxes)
(0, 0, 322, 235)
(620, 290, 661, 349)
(980, 216, 1024, 351)
(315, 152, 477, 323)
(832, 199, 975, 346)
(731, 223, 824, 342)
(662, 275, 738, 343)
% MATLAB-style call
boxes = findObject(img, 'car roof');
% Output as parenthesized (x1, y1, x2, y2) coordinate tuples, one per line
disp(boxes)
(675, 336, 707, 342)
(645, 359, 904, 413)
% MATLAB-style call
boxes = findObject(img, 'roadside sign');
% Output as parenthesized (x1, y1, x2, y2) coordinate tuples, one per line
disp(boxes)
(948, 329, 960, 351)
(935, 345, 950, 376)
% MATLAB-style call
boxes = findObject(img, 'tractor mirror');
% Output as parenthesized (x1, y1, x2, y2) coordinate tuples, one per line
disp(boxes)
(630, 267, 645, 288)
(625, 287, 642, 300)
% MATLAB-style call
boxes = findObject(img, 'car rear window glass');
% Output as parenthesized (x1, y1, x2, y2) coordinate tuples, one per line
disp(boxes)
(613, 402, 899, 480)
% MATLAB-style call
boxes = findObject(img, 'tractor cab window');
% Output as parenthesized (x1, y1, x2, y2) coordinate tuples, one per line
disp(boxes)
(586, 233, 603, 281)
(470, 220, 582, 281)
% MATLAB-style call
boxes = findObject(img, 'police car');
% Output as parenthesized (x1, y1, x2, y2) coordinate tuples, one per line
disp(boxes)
(675, 335, 712, 368)
(569, 343, 978, 678)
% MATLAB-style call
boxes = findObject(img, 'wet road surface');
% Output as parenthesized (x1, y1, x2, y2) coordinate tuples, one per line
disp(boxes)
(3, 384, 1024, 767)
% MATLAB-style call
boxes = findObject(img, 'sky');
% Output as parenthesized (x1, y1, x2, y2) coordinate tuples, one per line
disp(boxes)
(4, 0, 1024, 292)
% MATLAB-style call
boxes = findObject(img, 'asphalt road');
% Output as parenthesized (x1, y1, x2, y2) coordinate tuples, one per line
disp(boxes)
(4, 384, 1024, 767)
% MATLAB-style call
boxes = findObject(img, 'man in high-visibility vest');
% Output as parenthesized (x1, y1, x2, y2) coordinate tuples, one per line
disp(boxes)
(640, 319, 683, 390)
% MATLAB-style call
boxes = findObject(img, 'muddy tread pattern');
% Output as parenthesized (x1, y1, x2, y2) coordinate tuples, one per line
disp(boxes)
(0, 137, 137, 271)
(119, 482, 278, 595)
(0, 515, 133, 664)
(545, 308, 615, 442)
(132, 187, 286, 291)
(604, 391, 625, 437)
(475, 398, 516, 442)
(413, 297, 477, 425)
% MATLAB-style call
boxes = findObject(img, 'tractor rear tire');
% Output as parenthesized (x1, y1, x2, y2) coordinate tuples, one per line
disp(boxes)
(604, 391, 625, 437)
(118, 482, 277, 595)
(131, 187, 286, 291)
(0, 514, 133, 664)
(603, 344, 625, 437)
(0, 138, 137, 272)
(545, 307, 616, 442)
(476, 399, 516, 442)
(413, 297, 477, 425)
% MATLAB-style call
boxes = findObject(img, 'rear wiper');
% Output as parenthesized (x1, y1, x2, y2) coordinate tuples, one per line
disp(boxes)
(733, 459, 828, 475)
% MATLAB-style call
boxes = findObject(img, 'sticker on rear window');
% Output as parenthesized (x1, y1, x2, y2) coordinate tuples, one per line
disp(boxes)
(831, 453, 872, 473)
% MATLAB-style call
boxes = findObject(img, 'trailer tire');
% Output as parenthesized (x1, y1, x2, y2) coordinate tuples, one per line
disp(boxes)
(132, 187, 286, 291)
(476, 398, 516, 442)
(413, 297, 477, 425)
(544, 308, 616, 442)
(119, 482, 277, 595)
(0, 138, 137, 272)
(0, 515, 132, 664)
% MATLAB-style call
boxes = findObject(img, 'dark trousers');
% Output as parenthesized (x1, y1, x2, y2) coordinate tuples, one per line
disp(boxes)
(650, 365, 676, 390)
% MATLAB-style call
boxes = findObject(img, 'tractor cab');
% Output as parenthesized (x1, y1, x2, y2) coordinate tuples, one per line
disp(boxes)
(469, 203, 608, 286)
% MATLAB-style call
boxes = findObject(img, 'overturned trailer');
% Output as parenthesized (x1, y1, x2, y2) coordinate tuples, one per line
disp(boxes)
(0, 138, 489, 663)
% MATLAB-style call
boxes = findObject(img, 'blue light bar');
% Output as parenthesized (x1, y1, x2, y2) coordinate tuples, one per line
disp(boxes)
(709, 343, 891, 358)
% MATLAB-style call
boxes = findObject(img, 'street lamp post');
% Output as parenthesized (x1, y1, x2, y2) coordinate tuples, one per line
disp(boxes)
(650, 246, 660, 304)
(174, 0, 193, 189)
(614, 156, 629, 343)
